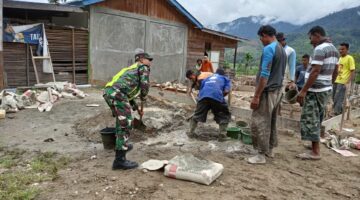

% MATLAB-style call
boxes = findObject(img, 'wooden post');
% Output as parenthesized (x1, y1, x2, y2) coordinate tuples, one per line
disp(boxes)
(0, 0, 4, 89)
(233, 45, 238, 71)
(228, 87, 232, 106)
(30, 46, 40, 84)
(26, 44, 30, 86)
(72, 28, 76, 84)
(26, 10, 29, 86)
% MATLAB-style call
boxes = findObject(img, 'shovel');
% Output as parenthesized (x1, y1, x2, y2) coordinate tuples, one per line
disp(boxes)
(133, 101, 147, 131)
(185, 92, 197, 121)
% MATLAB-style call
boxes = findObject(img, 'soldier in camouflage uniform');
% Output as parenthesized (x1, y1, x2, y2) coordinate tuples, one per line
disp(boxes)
(103, 52, 152, 170)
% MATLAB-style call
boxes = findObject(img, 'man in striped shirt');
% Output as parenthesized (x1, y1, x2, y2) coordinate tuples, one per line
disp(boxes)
(296, 26, 339, 160)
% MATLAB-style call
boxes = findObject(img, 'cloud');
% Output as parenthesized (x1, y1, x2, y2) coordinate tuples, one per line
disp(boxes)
(177, 0, 360, 25)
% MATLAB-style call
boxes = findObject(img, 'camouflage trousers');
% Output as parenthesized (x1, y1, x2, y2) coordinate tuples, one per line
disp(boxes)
(301, 91, 331, 142)
(103, 87, 133, 150)
(251, 89, 283, 154)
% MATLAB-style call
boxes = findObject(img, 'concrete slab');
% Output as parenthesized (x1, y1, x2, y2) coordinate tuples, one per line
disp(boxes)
(322, 108, 360, 131)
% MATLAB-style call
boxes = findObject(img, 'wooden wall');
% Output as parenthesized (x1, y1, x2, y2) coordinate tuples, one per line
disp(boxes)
(187, 28, 237, 69)
(97, 0, 189, 25)
(3, 27, 88, 87)
(97, 0, 238, 70)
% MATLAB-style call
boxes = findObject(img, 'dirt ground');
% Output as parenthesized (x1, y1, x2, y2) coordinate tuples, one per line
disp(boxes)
(1, 87, 360, 200)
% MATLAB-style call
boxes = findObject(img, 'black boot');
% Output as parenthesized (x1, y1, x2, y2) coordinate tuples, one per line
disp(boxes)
(112, 150, 138, 170)
(123, 144, 133, 160)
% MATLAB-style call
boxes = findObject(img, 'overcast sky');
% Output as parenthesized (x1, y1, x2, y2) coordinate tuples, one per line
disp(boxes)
(17, 0, 360, 25)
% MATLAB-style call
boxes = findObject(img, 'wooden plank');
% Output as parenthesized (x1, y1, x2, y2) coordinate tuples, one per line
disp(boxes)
(0, 0, 3, 89)
(26, 44, 30, 86)
(29, 46, 40, 84)
(72, 28, 76, 84)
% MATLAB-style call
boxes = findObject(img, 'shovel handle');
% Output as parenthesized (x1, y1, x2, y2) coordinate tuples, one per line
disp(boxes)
(140, 101, 144, 120)
(190, 92, 197, 104)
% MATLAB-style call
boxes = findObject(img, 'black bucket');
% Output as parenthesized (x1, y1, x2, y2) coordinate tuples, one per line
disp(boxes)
(100, 127, 116, 150)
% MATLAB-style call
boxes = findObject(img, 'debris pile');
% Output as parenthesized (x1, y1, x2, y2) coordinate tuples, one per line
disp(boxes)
(322, 131, 360, 157)
(152, 82, 188, 93)
(0, 82, 87, 114)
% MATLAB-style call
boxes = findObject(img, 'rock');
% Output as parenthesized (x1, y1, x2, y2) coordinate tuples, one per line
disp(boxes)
(0, 109, 5, 119)
(159, 183, 164, 187)
(173, 142, 184, 147)
(219, 181, 226, 186)
(86, 104, 100, 107)
(110, 177, 116, 181)
(6, 115, 15, 119)
(142, 169, 148, 173)
(43, 138, 55, 142)
(90, 155, 97, 160)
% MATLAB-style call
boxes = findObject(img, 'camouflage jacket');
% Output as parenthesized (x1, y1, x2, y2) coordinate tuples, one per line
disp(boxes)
(106, 63, 150, 101)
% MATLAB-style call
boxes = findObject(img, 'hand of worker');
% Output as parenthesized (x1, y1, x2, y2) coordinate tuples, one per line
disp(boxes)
(288, 82, 297, 90)
(345, 83, 351, 90)
(296, 90, 306, 106)
(250, 96, 260, 110)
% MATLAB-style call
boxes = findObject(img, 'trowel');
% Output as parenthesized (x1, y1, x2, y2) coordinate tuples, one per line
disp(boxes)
(133, 101, 147, 131)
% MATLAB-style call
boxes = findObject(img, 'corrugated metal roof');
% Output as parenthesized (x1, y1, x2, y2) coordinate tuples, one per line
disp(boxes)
(201, 28, 248, 41)
(67, 0, 104, 6)
(4, 0, 84, 13)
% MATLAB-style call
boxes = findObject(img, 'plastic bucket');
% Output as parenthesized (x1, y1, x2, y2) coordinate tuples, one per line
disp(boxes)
(100, 127, 116, 150)
(236, 120, 248, 128)
(284, 89, 298, 104)
(226, 127, 241, 139)
(241, 128, 252, 145)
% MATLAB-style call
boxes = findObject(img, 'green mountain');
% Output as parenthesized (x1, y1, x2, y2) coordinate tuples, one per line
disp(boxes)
(287, 5, 360, 59)
(222, 5, 360, 72)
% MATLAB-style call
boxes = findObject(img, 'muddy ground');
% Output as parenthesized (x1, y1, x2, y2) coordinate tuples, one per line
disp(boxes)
(1, 88, 360, 200)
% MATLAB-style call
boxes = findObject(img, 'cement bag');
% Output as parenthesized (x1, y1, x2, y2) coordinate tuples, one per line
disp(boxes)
(164, 154, 223, 185)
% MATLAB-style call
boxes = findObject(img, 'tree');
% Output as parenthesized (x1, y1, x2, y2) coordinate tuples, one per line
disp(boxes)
(244, 52, 253, 75)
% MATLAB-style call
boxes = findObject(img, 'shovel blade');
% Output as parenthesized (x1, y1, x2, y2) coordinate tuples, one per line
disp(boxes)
(133, 118, 147, 131)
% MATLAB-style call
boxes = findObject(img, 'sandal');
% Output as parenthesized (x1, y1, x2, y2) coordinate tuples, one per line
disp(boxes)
(296, 152, 321, 160)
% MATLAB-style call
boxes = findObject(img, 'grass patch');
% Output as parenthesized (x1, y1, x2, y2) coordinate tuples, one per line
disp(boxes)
(0, 150, 71, 200)
(0, 149, 26, 169)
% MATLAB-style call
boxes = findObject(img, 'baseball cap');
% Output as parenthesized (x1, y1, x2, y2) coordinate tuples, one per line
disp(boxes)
(135, 52, 153, 61)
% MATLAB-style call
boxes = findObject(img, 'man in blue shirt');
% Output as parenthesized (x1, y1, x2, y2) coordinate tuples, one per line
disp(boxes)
(188, 68, 231, 141)
(295, 54, 310, 91)
(247, 25, 287, 164)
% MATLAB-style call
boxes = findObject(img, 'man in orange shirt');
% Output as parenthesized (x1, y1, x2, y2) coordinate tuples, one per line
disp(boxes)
(186, 70, 213, 95)
(200, 56, 214, 73)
